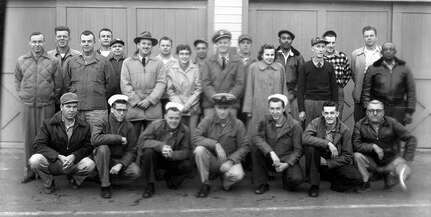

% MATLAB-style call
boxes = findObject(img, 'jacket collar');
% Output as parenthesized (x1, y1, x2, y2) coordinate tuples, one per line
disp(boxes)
(108, 52, 127, 61)
(49, 111, 87, 127)
(275, 46, 301, 56)
(23, 50, 50, 59)
(356, 45, 381, 56)
(258, 61, 279, 71)
(317, 116, 342, 133)
(171, 62, 198, 70)
(131, 50, 156, 61)
(362, 116, 389, 127)
(372, 56, 406, 67)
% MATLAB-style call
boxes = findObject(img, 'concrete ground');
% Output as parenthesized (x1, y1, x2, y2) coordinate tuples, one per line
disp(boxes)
(1, 143, 431, 217)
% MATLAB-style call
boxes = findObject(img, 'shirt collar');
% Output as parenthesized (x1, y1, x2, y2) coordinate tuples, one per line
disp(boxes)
(324, 49, 341, 58)
(219, 54, 230, 62)
(312, 58, 324, 67)
(278, 49, 294, 57)
(62, 116, 75, 128)
(258, 61, 278, 70)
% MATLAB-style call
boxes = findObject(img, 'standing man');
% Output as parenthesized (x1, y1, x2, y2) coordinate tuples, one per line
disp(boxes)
(29, 92, 95, 194)
(201, 29, 245, 117)
(92, 95, 141, 199)
(275, 30, 305, 121)
(322, 30, 351, 120)
(139, 102, 193, 198)
(297, 37, 338, 128)
(351, 26, 381, 123)
(156, 36, 178, 70)
(97, 28, 113, 57)
(361, 42, 416, 125)
(303, 101, 363, 197)
(109, 38, 127, 95)
(251, 94, 303, 194)
(193, 39, 209, 71)
(64, 30, 115, 128)
(353, 100, 417, 192)
(48, 26, 80, 68)
(192, 93, 249, 198)
(15, 32, 63, 183)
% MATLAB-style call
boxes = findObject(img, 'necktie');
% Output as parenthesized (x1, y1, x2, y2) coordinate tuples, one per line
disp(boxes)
(221, 57, 226, 71)
(142, 57, 146, 67)
(317, 62, 322, 69)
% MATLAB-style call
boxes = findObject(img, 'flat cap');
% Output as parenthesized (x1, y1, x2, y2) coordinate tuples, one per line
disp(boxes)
(238, 34, 252, 43)
(212, 29, 232, 43)
(165, 102, 184, 111)
(134, 31, 158, 45)
(311, 36, 329, 46)
(278, 30, 295, 40)
(108, 94, 128, 107)
(193, 38, 209, 47)
(268, 94, 288, 108)
(110, 38, 125, 47)
(213, 93, 236, 106)
(60, 92, 79, 105)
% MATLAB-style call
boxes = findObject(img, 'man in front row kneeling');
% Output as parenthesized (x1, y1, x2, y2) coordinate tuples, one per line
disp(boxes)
(29, 92, 95, 194)
(139, 102, 193, 198)
(92, 94, 141, 199)
(251, 94, 303, 194)
(303, 101, 363, 197)
(192, 93, 250, 198)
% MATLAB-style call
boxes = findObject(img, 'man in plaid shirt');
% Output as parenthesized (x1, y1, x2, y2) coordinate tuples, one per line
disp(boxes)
(323, 30, 351, 120)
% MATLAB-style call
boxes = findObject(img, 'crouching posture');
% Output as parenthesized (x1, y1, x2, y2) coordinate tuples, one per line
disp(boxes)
(353, 100, 417, 192)
(29, 93, 95, 194)
(252, 94, 303, 194)
(92, 95, 141, 199)
(192, 93, 250, 198)
(139, 102, 193, 198)
(303, 101, 362, 197)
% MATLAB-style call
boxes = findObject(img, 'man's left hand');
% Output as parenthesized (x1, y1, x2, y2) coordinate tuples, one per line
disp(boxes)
(220, 160, 234, 173)
(275, 162, 289, 173)
(110, 163, 123, 175)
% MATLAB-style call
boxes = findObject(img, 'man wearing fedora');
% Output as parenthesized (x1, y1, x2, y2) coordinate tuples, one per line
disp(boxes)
(28, 92, 95, 194)
(139, 102, 193, 198)
(192, 93, 249, 198)
(275, 30, 305, 122)
(201, 29, 245, 117)
(109, 38, 127, 95)
(120, 31, 167, 136)
(92, 94, 141, 199)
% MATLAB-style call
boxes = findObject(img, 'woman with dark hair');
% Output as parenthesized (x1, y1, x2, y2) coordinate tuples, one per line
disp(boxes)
(242, 44, 289, 135)
(166, 44, 202, 132)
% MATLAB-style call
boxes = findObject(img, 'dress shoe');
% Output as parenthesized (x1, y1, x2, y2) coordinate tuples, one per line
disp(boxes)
(308, 185, 319, 197)
(254, 183, 269, 194)
(101, 186, 112, 199)
(355, 181, 371, 193)
(70, 178, 80, 190)
(44, 180, 56, 194)
(143, 183, 155, 198)
(195, 184, 211, 198)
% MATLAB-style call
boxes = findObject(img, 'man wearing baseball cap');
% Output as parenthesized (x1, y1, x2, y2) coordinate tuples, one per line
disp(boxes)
(28, 92, 95, 194)
(92, 94, 141, 198)
(201, 29, 245, 118)
(251, 94, 304, 194)
(297, 37, 338, 129)
(192, 93, 249, 198)
(139, 102, 193, 198)
(193, 38, 209, 70)
(109, 38, 127, 94)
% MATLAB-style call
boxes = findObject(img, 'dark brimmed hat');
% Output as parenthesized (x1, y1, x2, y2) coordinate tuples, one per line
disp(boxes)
(212, 29, 232, 43)
(213, 93, 236, 106)
(193, 38, 208, 47)
(311, 36, 329, 46)
(60, 92, 79, 105)
(134, 31, 158, 45)
(110, 38, 125, 47)
(278, 30, 295, 40)
(238, 34, 252, 43)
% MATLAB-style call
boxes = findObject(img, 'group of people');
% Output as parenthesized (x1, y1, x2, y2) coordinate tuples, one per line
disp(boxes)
(15, 24, 417, 199)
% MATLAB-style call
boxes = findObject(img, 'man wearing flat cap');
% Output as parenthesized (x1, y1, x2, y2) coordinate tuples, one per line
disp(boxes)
(108, 38, 127, 95)
(29, 92, 95, 194)
(251, 94, 304, 194)
(91, 94, 141, 199)
(297, 37, 338, 129)
(193, 39, 209, 70)
(121, 31, 167, 136)
(201, 29, 245, 118)
(138, 102, 193, 198)
(275, 30, 305, 122)
(192, 93, 250, 198)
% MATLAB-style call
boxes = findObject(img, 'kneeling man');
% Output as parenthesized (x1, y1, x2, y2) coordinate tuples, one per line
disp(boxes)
(353, 100, 417, 192)
(139, 102, 193, 198)
(29, 92, 95, 194)
(92, 94, 141, 199)
(303, 101, 362, 197)
(251, 94, 303, 194)
(192, 93, 250, 198)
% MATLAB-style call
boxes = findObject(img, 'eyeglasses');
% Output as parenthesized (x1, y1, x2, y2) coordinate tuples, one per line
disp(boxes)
(366, 109, 384, 114)
(178, 52, 191, 56)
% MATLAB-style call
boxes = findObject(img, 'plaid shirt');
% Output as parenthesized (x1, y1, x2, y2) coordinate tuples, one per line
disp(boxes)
(323, 50, 351, 88)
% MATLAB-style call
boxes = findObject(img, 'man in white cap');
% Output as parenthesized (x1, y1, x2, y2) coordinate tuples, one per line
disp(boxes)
(251, 94, 304, 194)
(29, 92, 95, 194)
(138, 102, 193, 198)
(92, 94, 141, 199)
(192, 93, 249, 198)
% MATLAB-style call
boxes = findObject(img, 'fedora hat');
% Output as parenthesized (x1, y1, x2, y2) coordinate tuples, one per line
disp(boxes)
(134, 31, 158, 46)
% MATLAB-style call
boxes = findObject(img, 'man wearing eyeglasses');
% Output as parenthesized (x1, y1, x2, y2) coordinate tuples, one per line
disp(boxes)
(92, 94, 141, 199)
(303, 101, 362, 197)
(353, 100, 417, 192)
(361, 42, 416, 125)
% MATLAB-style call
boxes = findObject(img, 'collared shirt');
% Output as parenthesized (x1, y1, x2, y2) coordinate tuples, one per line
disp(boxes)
(382, 60, 395, 71)
(239, 53, 250, 65)
(364, 46, 381, 72)
(48, 47, 80, 68)
(156, 54, 178, 69)
(278, 49, 294, 65)
(323, 50, 352, 88)
(218, 54, 230, 66)
(312, 58, 324, 68)
(62, 117, 75, 140)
